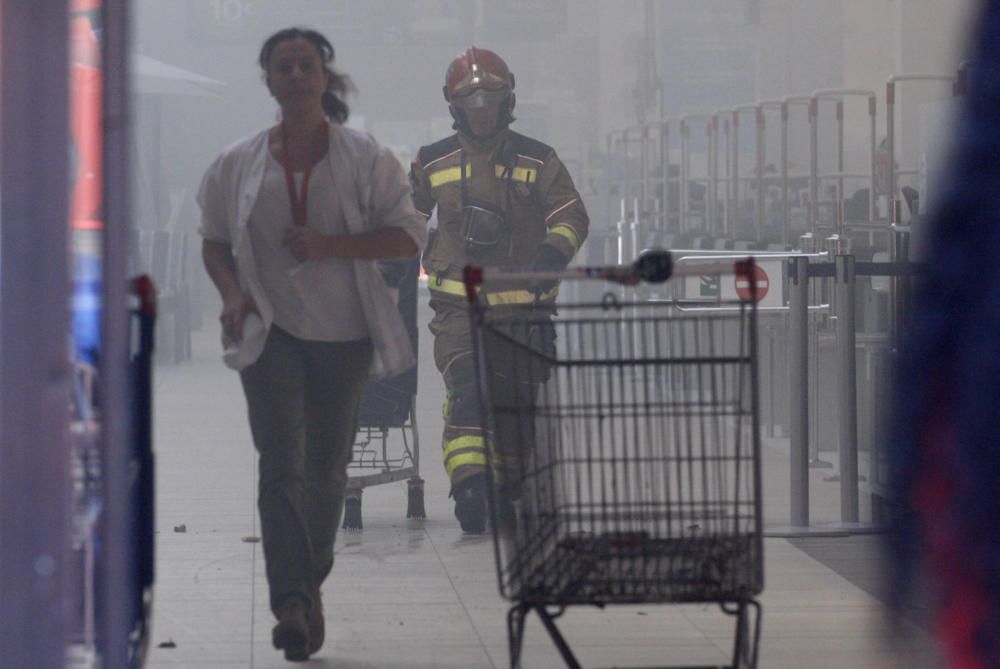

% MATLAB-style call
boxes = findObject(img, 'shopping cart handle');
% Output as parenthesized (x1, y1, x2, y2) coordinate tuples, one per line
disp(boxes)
(633, 248, 674, 283)
(461, 249, 676, 301)
(596, 248, 673, 286)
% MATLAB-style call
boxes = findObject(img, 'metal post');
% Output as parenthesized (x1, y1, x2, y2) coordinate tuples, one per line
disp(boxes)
(606, 131, 615, 227)
(837, 101, 845, 233)
(809, 97, 819, 234)
(781, 102, 790, 246)
(708, 117, 717, 237)
(886, 82, 896, 223)
(663, 121, 674, 232)
(681, 119, 690, 233)
(1, 3, 71, 668)
(630, 197, 641, 261)
(800, 233, 828, 468)
(625, 128, 637, 211)
(767, 324, 777, 438)
(890, 227, 910, 352)
(834, 255, 859, 522)
(640, 125, 649, 213)
(808, 290, 826, 466)
(621, 131, 630, 223)
(730, 112, 738, 238)
(789, 257, 811, 527)
(868, 95, 877, 223)
(101, 1, 137, 666)
(617, 199, 627, 264)
(607, 130, 625, 229)
(756, 107, 766, 243)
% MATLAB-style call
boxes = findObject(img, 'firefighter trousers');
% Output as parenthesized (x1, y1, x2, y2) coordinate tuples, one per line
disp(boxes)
(429, 299, 554, 489)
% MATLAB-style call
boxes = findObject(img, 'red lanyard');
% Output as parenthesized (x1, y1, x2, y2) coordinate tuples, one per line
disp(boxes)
(279, 121, 316, 227)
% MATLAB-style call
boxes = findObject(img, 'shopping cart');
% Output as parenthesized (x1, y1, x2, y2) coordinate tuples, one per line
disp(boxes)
(464, 250, 764, 669)
(342, 256, 424, 530)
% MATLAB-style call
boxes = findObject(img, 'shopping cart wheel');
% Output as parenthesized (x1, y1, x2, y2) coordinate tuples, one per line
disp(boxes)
(406, 476, 426, 519)
(342, 489, 363, 531)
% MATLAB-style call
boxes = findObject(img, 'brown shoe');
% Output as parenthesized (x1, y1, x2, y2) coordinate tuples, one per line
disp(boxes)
(272, 597, 310, 662)
(308, 590, 325, 655)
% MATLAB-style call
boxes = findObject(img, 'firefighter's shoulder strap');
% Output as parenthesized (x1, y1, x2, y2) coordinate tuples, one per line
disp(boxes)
(505, 131, 551, 166)
(416, 133, 461, 169)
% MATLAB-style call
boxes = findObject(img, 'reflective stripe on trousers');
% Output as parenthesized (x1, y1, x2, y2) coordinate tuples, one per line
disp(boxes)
(442, 433, 487, 478)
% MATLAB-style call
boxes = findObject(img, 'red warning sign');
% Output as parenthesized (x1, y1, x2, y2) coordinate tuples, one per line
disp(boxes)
(734, 263, 769, 301)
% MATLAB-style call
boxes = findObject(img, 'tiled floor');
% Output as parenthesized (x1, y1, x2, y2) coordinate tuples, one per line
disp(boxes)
(145, 293, 940, 668)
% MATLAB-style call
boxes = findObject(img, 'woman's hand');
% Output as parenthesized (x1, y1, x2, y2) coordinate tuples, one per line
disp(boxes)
(283, 227, 335, 262)
(220, 292, 257, 343)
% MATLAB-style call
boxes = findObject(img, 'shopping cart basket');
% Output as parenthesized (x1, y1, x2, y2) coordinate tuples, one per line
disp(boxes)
(464, 250, 764, 669)
(342, 256, 424, 530)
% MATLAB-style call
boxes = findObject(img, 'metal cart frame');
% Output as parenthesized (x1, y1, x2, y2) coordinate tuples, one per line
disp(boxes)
(341, 257, 425, 529)
(464, 257, 765, 669)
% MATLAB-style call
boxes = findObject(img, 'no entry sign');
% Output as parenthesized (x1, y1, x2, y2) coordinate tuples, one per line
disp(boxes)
(735, 263, 769, 302)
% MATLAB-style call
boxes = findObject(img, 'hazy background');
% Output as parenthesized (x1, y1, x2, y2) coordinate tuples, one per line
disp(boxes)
(125, 2, 980, 513)
(130, 0, 975, 240)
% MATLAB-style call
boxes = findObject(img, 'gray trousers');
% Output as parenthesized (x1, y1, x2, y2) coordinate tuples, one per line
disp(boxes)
(240, 325, 373, 614)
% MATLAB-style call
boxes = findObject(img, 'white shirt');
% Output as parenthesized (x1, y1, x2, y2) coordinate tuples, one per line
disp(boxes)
(198, 122, 427, 377)
(248, 151, 368, 341)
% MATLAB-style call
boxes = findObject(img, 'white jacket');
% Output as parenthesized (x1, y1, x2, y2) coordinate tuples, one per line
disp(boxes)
(198, 122, 427, 378)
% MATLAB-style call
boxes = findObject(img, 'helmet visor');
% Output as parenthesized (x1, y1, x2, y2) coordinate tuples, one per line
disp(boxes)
(450, 87, 509, 110)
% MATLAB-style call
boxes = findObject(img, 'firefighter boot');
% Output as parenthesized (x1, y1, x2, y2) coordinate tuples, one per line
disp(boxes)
(452, 473, 488, 534)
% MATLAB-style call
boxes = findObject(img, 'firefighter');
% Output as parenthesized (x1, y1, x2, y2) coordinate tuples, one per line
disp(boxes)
(410, 47, 589, 533)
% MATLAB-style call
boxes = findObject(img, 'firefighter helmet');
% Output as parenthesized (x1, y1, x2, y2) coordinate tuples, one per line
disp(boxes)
(444, 47, 515, 140)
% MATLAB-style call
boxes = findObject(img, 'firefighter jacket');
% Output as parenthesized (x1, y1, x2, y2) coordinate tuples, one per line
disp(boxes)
(410, 129, 589, 299)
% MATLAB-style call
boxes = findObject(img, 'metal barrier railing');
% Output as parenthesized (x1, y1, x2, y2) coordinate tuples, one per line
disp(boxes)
(756, 100, 785, 245)
(600, 71, 964, 534)
(679, 112, 716, 235)
(594, 245, 920, 535)
(606, 64, 967, 250)
(781, 96, 813, 246)
(784, 252, 921, 532)
(728, 104, 763, 241)
(661, 118, 681, 233)
(713, 109, 730, 238)
(668, 249, 825, 312)
(808, 88, 878, 236)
